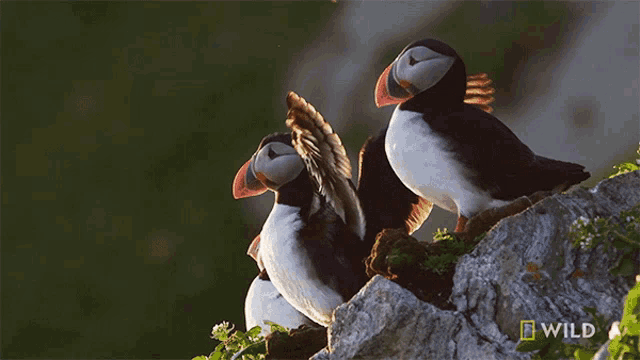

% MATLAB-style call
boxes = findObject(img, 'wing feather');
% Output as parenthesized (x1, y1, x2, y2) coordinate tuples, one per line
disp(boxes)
(464, 73, 495, 113)
(285, 91, 366, 240)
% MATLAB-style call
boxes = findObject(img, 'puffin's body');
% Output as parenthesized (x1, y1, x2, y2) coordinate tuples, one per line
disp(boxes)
(233, 126, 369, 326)
(375, 39, 590, 231)
(244, 236, 315, 335)
(359, 72, 497, 240)
(259, 190, 367, 326)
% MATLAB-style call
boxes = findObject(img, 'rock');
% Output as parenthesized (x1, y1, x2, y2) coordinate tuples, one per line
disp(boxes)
(312, 275, 530, 360)
(312, 171, 640, 359)
(592, 340, 610, 360)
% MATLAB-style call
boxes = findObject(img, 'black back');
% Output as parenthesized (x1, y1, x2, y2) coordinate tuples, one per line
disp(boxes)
(402, 102, 590, 200)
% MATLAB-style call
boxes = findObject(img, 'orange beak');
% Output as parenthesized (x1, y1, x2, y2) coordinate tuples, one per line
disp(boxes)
(374, 62, 413, 107)
(232, 158, 268, 199)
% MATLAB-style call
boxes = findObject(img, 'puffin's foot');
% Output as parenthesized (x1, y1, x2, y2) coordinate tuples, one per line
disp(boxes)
(265, 324, 326, 360)
(454, 216, 468, 232)
(364, 228, 456, 309)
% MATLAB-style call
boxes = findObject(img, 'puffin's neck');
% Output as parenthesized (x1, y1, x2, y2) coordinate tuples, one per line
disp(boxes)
(274, 171, 314, 208)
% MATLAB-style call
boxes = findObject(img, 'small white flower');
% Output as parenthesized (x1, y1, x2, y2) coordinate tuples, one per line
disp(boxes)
(579, 234, 594, 250)
(627, 216, 635, 223)
(609, 321, 621, 340)
(212, 321, 230, 334)
(573, 216, 590, 229)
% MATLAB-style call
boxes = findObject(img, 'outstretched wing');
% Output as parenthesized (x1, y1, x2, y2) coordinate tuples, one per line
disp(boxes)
(285, 91, 366, 240)
(465, 73, 495, 113)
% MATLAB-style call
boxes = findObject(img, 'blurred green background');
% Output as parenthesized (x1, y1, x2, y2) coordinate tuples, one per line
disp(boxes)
(2, 2, 637, 359)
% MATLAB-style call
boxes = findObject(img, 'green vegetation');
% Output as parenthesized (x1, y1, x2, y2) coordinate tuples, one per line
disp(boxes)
(608, 277, 640, 359)
(569, 205, 640, 277)
(193, 321, 288, 360)
(420, 228, 481, 275)
(609, 144, 640, 178)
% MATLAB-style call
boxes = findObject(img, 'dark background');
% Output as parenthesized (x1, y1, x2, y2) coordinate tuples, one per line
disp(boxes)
(2, 2, 638, 359)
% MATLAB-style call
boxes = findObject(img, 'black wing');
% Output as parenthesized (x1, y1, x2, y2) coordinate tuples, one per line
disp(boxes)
(357, 126, 433, 244)
(425, 104, 590, 200)
(299, 197, 370, 301)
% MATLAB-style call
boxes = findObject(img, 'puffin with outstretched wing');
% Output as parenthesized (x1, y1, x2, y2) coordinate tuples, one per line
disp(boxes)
(232, 98, 367, 326)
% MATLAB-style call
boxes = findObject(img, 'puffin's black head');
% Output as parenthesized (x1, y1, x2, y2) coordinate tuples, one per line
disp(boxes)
(232, 132, 305, 199)
(375, 38, 467, 107)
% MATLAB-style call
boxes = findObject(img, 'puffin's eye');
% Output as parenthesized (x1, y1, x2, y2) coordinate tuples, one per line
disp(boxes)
(409, 55, 417, 66)
(267, 147, 278, 159)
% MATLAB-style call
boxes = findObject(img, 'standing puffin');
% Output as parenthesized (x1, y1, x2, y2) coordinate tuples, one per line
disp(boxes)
(375, 38, 590, 232)
(232, 96, 369, 326)
(358, 72, 495, 240)
(243, 235, 316, 336)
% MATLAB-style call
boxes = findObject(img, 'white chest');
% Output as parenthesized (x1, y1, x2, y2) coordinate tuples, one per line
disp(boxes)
(385, 108, 505, 216)
(259, 203, 345, 326)
(244, 276, 313, 336)
(385, 108, 462, 213)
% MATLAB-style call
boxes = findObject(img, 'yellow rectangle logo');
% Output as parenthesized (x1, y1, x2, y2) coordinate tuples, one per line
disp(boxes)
(520, 320, 535, 341)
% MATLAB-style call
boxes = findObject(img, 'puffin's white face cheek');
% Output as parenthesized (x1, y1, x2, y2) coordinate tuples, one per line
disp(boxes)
(253, 143, 304, 189)
(261, 155, 304, 187)
(393, 46, 456, 94)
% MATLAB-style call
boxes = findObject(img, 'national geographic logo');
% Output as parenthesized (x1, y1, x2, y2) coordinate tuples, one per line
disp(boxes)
(520, 320, 596, 341)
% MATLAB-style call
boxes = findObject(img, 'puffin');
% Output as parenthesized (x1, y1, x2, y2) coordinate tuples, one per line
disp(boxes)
(233, 82, 495, 325)
(358, 71, 495, 241)
(374, 38, 590, 233)
(243, 234, 316, 336)
(232, 95, 369, 326)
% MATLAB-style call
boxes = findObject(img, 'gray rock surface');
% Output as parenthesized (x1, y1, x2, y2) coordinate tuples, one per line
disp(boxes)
(592, 340, 611, 360)
(312, 171, 640, 360)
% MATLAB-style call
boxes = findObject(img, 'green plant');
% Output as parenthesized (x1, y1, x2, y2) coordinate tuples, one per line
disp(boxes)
(608, 277, 640, 360)
(609, 144, 640, 178)
(420, 228, 479, 275)
(568, 205, 640, 276)
(193, 321, 288, 360)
